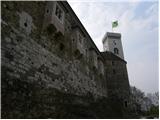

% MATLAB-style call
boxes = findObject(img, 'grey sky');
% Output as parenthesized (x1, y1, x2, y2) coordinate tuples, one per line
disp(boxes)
(68, 0, 159, 93)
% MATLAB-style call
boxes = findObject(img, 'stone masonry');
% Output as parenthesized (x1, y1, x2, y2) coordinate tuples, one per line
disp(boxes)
(1, 1, 131, 118)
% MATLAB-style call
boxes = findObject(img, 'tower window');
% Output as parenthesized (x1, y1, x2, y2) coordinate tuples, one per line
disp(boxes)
(114, 48, 119, 54)
(55, 4, 63, 22)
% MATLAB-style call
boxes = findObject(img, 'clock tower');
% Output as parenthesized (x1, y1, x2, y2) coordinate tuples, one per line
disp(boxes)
(102, 32, 124, 59)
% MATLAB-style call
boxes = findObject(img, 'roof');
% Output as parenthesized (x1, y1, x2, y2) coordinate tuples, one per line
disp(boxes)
(101, 51, 127, 63)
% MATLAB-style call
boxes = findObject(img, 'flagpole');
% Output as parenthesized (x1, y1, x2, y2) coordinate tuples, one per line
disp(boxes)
(112, 26, 113, 32)
(112, 22, 114, 32)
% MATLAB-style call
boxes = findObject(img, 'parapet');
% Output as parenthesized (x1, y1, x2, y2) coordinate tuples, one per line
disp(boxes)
(102, 32, 121, 44)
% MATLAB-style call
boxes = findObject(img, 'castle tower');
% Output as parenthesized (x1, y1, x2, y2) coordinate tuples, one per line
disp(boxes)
(102, 32, 124, 59)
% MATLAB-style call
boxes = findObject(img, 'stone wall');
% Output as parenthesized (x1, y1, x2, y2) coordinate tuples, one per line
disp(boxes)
(2, 0, 107, 100)
(102, 52, 130, 106)
(1, 1, 131, 118)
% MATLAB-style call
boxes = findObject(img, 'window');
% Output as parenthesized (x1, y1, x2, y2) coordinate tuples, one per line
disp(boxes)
(46, 9, 49, 13)
(124, 101, 128, 107)
(112, 61, 115, 65)
(24, 22, 27, 27)
(85, 49, 87, 55)
(113, 69, 116, 74)
(59, 43, 64, 51)
(72, 38, 75, 43)
(55, 4, 63, 22)
(114, 48, 119, 54)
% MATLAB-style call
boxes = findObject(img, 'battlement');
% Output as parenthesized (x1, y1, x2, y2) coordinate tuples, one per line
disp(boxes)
(103, 32, 121, 44)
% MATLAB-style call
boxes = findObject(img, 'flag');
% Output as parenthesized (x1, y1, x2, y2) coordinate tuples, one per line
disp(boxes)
(112, 21, 118, 28)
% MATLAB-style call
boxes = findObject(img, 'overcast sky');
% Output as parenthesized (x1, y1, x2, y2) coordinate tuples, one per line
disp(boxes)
(68, 0, 159, 94)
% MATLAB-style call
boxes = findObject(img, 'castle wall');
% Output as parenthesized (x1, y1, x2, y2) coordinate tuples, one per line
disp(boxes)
(2, 1, 107, 100)
(1, 1, 131, 118)
(43, 2, 65, 34)
(105, 60, 130, 98)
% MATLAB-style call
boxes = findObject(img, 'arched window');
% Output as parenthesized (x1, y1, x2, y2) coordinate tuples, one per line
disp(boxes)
(114, 48, 119, 54)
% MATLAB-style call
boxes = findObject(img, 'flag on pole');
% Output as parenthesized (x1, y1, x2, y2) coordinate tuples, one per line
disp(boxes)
(112, 21, 118, 28)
